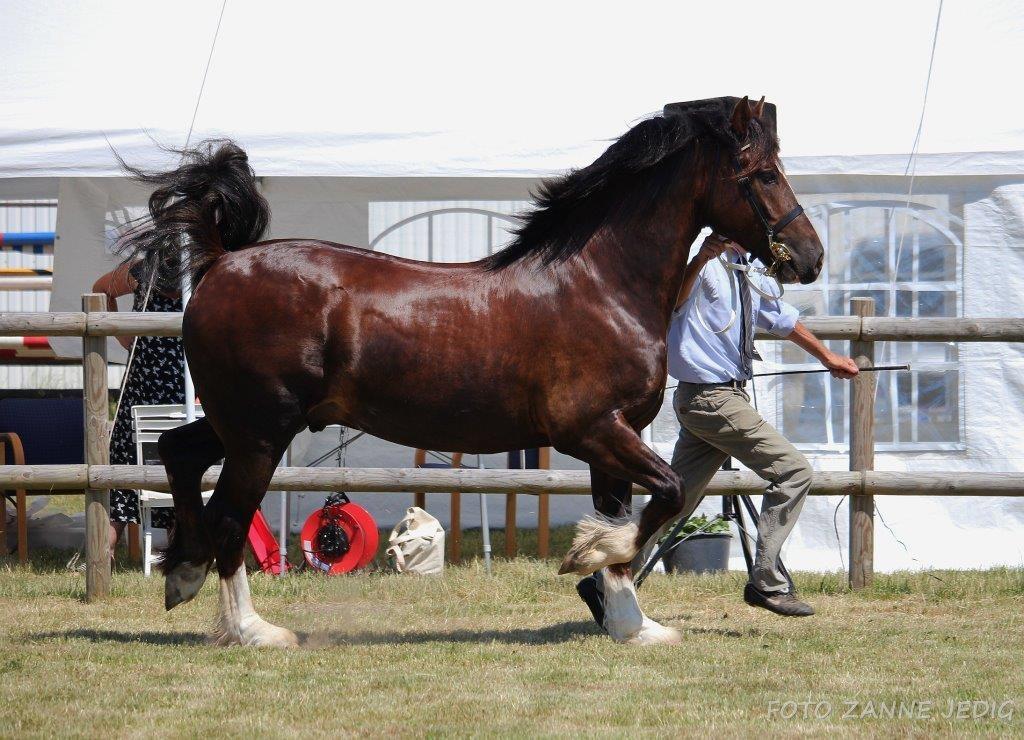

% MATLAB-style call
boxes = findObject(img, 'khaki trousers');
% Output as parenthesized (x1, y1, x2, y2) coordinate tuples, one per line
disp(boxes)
(670, 382, 812, 593)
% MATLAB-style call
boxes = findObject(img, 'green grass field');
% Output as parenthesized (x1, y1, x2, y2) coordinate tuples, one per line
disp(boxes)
(0, 544, 1022, 737)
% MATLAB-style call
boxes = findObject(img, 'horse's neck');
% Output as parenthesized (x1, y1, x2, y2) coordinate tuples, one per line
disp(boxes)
(582, 178, 704, 332)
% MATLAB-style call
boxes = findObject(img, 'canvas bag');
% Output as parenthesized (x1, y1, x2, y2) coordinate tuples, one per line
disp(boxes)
(386, 507, 445, 575)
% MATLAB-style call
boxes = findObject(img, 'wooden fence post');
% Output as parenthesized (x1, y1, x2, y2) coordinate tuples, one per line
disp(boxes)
(849, 297, 876, 589)
(412, 449, 427, 511)
(537, 447, 550, 559)
(504, 492, 517, 558)
(83, 294, 111, 601)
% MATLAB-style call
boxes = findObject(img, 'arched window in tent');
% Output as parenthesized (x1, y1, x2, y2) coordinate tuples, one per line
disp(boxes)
(369, 202, 528, 262)
(766, 195, 964, 451)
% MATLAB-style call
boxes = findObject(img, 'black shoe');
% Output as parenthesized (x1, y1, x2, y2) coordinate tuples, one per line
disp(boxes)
(576, 574, 606, 631)
(743, 583, 815, 617)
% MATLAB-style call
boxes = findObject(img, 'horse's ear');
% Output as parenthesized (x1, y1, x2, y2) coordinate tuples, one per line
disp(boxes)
(753, 96, 766, 119)
(730, 96, 753, 137)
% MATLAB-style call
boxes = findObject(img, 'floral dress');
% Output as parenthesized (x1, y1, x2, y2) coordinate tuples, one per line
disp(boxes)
(108, 289, 185, 527)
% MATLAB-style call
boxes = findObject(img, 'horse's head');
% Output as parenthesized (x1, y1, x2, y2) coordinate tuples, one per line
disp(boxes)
(701, 96, 823, 285)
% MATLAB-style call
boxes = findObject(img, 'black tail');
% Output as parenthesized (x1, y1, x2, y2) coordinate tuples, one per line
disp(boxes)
(116, 139, 270, 291)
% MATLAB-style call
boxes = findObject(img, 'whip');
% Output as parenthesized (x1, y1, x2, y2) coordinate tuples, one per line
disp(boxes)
(753, 363, 910, 378)
(664, 364, 910, 392)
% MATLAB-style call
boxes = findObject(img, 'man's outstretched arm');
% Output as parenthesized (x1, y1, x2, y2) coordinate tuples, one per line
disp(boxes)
(787, 322, 860, 379)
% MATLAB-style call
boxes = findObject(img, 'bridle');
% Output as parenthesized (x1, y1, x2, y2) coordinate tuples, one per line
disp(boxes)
(735, 171, 803, 278)
(707, 141, 804, 278)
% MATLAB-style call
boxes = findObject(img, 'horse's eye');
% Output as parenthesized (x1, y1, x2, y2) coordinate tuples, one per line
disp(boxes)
(759, 172, 778, 185)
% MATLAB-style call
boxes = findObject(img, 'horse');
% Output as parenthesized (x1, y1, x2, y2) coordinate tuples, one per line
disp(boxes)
(119, 95, 823, 646)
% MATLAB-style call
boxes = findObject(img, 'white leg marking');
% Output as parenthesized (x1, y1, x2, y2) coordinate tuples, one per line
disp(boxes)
(601, 568, 682, 646)
(558, 515, 640, 575)
(214, 563, 299, 648)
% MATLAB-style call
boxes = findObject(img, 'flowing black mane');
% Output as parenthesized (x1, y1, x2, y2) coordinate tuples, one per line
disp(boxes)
(484, 96, 780, 270)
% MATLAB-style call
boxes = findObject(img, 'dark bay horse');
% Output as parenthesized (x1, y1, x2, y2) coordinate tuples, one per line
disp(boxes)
(121, 96, 823, 646)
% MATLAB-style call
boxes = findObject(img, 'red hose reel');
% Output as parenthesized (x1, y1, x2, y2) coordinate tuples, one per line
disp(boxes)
(300, 493, 378, 574)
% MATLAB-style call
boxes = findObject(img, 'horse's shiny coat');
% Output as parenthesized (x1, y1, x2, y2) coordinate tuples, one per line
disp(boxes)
(128, 96, 823, 643)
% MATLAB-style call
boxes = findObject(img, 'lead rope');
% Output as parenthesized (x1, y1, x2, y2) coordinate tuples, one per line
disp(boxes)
(693, 258, 738, 334)
(717, 252, 784, 300)
(692, 252, 786, 334)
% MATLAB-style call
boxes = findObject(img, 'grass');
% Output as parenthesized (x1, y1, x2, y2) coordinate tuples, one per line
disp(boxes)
(0, 542, 1022, 737)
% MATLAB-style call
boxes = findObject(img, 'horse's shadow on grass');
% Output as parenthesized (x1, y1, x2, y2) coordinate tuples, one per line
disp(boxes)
(304, 619, 756, 647)
(304, 619, 598, 647)
(30, 620, 754, 648)
(30, 629, 208, 646)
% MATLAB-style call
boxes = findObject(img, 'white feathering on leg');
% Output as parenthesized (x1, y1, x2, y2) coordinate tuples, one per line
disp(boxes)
(213, 564, 299, 648)
(558, 514, 640, 576)
(601, 567, 682, 646)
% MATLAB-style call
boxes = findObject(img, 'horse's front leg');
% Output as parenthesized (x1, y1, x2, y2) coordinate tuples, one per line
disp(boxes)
(557, 411, 684, 645)
(205, 450, 298, 648)
(558, 411, 684, 576)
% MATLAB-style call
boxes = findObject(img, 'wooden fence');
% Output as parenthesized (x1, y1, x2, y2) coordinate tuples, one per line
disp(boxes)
(2, 295, 1024, 601)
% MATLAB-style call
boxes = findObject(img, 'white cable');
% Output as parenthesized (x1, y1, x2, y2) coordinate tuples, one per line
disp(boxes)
(184, 0, 228, 150)
(181, 0, 228, 423)
(891, 0, 944, 283)
(111, 270, 155, 425)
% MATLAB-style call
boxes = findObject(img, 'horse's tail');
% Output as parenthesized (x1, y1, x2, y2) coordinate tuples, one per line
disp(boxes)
(116, 139, 270, 290)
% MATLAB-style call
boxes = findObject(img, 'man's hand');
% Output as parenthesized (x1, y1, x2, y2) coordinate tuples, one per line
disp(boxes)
(788, 322, 861, 380)
(694, 233, 738, 265)
(823, 352, 859, 379)
(675, 234, 742, 309)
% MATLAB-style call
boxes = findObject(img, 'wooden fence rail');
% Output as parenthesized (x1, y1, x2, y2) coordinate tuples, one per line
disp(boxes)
(2, 299, 1023, 599)
(2, 312, 1024, 342)
(3, 464, 1023, 496)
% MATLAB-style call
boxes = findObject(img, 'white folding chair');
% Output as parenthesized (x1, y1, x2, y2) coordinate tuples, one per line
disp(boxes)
(131, 404, 212, 576)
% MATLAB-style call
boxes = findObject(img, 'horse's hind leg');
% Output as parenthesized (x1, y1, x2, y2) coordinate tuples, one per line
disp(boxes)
(206, 445, 297, 648)
(158, 418, 224, 610)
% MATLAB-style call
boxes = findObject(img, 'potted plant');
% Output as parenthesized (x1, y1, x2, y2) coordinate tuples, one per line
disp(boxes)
(661, 514, 733, 574)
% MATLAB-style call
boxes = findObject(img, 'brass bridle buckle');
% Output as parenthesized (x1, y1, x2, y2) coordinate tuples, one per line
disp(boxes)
(765, 234, 792, 277)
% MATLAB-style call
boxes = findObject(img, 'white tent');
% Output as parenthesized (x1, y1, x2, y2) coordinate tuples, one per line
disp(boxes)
(2, 0, 1023, 572)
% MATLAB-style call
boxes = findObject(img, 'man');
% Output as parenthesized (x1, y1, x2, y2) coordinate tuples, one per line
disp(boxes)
(578, 232, 859, 622)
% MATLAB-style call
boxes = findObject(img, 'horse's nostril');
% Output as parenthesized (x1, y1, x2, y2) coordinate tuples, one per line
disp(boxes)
(815, 251, 824, 272)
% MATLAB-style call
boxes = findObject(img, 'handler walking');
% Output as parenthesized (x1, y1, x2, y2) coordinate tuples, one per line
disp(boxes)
(578, 232, 859, 623)
(669, 232, 858, 614)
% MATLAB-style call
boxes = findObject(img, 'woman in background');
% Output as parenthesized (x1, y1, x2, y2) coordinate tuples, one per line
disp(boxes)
(92, 260, 184, 555)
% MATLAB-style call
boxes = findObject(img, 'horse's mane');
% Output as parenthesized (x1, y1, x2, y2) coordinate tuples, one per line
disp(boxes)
(484, 96, 780, 271)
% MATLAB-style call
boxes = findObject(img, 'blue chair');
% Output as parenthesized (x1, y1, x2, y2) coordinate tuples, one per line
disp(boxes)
(0, 398, 84, 561)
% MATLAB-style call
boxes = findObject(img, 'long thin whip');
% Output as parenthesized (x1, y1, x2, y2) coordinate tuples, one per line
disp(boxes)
(663, 364, 910, 392)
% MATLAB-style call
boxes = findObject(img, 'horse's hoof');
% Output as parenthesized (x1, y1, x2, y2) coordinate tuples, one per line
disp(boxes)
(164, 562, 210, 610)
(215, 617, 299, 648)
(623, 618, 683, 646)
(248, 623, 300, 649)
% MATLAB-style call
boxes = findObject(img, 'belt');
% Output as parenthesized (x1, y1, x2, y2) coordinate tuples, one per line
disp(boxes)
(681, 379, 747, 390)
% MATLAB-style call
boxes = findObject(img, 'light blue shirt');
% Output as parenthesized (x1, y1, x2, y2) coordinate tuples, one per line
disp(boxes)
(668, 252, 800, 383)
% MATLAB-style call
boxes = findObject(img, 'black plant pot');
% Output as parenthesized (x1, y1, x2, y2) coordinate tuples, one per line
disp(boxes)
(663, 533, 732, 574)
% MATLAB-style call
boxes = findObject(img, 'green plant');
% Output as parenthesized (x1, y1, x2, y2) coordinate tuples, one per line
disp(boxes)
(664, 514, 732, 539)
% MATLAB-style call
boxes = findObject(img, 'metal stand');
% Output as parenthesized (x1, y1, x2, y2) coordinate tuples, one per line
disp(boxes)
(478, 455, 492, 574)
